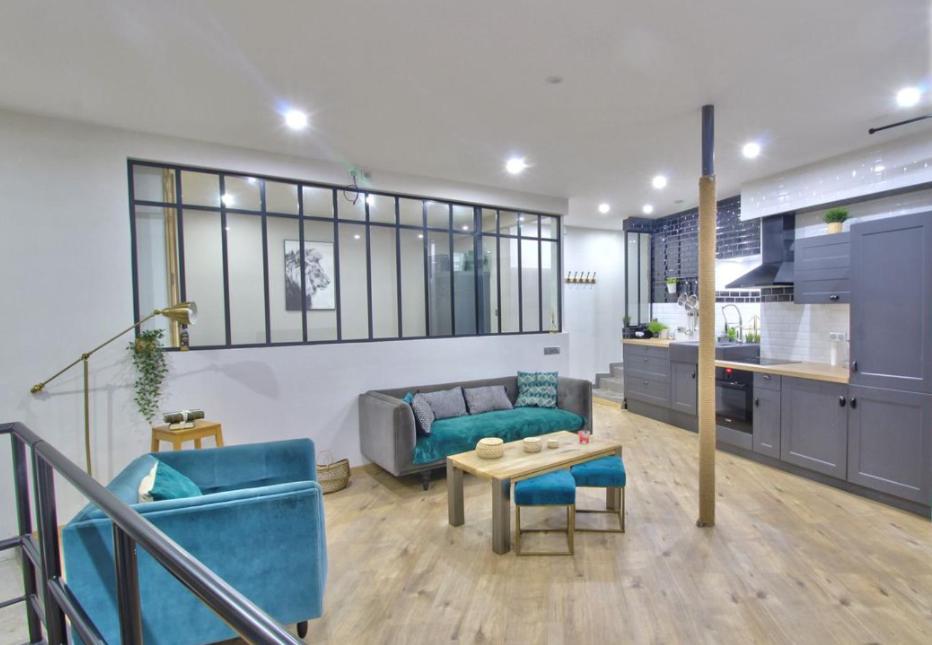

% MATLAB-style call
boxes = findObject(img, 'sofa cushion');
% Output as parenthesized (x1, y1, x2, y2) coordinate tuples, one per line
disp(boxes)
(464, 385, 513, 414)
(413, 407, 585, 465)
(421, 386, 468, 420)
(139, 460, 203, 502)
(515, 371, 559, 408)
(411, 393, 436, 436)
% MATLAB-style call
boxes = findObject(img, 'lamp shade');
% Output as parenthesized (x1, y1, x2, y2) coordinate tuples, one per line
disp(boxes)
(160, 301, 197, 326)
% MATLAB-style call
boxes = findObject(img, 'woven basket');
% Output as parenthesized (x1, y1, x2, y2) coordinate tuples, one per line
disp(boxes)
(476, 437, 504, 459)
(317, 451, 350, 494)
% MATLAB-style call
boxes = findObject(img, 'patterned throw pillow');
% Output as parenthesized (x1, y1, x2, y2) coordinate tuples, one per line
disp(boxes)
(515, 371, 559, 408)
(411, 393, 436, 436)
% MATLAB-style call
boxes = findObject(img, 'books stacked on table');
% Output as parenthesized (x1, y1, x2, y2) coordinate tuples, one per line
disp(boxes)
(163, 409, 205, 431)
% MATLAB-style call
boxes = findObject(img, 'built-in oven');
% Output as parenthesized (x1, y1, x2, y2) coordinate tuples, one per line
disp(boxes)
(715, 366, 753, 434)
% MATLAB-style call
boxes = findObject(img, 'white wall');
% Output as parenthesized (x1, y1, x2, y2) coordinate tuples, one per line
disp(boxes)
(562, 226, 625, 379)
(0, 108, 567, 538)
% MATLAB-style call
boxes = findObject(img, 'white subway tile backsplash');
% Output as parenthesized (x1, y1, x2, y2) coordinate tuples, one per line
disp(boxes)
(760, 302, 850, 363)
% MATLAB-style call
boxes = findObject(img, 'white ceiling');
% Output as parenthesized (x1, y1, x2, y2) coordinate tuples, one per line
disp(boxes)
(1, 1, 930, 228)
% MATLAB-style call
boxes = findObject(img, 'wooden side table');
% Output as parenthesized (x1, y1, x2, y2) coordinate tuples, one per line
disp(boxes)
(151, 420, 224, 452)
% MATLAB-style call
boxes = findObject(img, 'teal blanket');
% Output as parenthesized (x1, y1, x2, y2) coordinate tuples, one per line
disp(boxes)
(413, 407, 585, 465)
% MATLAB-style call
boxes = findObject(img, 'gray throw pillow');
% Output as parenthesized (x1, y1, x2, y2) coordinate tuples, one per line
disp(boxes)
(411, 394, 435, 436)
(464, 385, 513, 414)
(421, 387, 468, 420)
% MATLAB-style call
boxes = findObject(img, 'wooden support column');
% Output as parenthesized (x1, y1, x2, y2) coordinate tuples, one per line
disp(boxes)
(697, 105, 717, 527)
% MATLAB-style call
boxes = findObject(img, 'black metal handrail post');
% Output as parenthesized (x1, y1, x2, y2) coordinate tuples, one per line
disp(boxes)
(1, 422, 303, 645)
(11, 436, 41, 642)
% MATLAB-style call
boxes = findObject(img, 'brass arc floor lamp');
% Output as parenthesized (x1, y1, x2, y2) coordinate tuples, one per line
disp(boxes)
(30, 302, 197, 476)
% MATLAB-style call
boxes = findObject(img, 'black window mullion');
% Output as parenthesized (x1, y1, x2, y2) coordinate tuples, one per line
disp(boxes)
(496, 210, 502, 334)
(127, 162, 140, 329)
(260, 180, 271, 344)
(175, 169, 187, 303)
(332, 189, 342, 341)
(448, 204, 455, 336)
(394, 197, 403, 338)
(219, 175, 232, 347)
(365, 196, 374, 340)
(538, 239, 543, 332)
(297, 186, 308, 343)
(422, 200, 430, 336)
(473, 207, 480, 334)
(557, 221, 563, 331)
(517, 230, 523, 333)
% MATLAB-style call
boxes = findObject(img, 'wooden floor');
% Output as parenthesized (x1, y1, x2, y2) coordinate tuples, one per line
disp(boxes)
(1, 400, 930, 644)
(307, 399, 932, 644)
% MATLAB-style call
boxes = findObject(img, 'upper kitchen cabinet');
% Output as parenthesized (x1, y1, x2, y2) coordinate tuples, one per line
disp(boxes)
(850, 213, 932, 393)
(794, 233, 850, 304)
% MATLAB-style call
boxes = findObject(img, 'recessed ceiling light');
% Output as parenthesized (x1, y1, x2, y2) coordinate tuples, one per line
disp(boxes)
(742, 141, 762, 159)
(651, 175, 668, 190)
(365, 195, 375, 206)
(246, 177, 258, 185)
(518, 215, 525, 222)
(505, 157, 528, 175)
(598, 202, 611, 214)
(283, 109, 309, 130)
(896, 86, 922, 108)
(417, 233, 424, 239)
(873, 163, 886, 173)
(461, 225, 470, 231)
(642, 204, 654, 215)
(353, 234, 361, 240)
(221, 193, 235, 207)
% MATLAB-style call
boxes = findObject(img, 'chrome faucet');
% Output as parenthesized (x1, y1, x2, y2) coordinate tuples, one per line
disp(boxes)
(721, 304, 743, 342)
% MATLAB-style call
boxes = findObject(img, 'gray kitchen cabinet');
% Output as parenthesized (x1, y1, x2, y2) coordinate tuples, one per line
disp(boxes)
(752, 377, 782, 458)
(780, 377, 849, 478)
(670, 361, 697, 415)
(794, 233, 850, 304)
(850, 213, 932, 393)
(847, 385, 932, 504)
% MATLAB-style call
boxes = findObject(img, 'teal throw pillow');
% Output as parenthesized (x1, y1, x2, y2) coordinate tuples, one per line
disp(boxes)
(138, 461, 203, 502)
(515, 371, 558, 408)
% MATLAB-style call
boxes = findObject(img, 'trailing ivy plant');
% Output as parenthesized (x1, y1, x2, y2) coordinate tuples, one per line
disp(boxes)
(129, 329, 168, 422)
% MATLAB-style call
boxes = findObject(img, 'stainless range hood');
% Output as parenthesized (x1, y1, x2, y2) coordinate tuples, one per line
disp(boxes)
(726, 214, 795, 288)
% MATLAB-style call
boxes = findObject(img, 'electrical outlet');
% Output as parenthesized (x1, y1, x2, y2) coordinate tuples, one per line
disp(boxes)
(544, 347, 560, 355)
(828, 332, 846, 342)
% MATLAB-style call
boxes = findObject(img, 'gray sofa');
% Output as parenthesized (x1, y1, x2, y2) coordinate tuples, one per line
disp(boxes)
(359, 375, 592, 488)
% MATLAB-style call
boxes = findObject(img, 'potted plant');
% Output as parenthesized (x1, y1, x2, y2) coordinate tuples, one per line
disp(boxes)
(665, 276, 678, 294)
(129, 329, 168, 422)
(622, 315, 632, 338)
(646, 318, 668, 339)
(824, 207, 848, 234)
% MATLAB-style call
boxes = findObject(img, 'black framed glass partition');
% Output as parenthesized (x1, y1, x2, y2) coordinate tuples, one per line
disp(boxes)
(624, 231, 652, 325)
(129, 161, 563, 349)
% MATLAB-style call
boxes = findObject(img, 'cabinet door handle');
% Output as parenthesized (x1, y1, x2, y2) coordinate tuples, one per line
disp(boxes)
(829, 294, 839, 301)
(762, 374, 772, 380)
(691, 372, 696, 379)
(754, 398, 760, 407)
(838, 395, 847, 407)
(849, 397, 857, 409)
(851, 360, 858, 372)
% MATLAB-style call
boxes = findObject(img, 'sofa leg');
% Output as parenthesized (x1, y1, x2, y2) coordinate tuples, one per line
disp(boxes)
(297, 621, 308, 638)
(420, 471, 431, 491)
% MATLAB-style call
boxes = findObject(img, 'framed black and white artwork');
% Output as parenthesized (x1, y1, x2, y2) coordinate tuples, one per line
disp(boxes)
(284, 240, 335, 310)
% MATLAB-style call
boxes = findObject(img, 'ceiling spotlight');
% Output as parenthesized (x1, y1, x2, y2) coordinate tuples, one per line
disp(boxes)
(873, 163, 886, 173)
(651, 174, 668, 190)
(283, 109, 309, 130)
(417, 233, 424, 239)
(461, 225, 470, 231)
(598, 202, 611, 214)
(353, 234, 361, 240)
(896, 86, 922, 108)
(642, 204, 654, 215)
(221, 193, 235, 207)
(505, 157, 528, 175)
(365, 194, 375, 206)
(742, 141, 762, 159)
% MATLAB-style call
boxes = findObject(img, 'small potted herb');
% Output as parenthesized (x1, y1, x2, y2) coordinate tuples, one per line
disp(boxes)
(646, 318, 668, 339)
(665, 276, 678, 294)
(824, 207, 848, 234)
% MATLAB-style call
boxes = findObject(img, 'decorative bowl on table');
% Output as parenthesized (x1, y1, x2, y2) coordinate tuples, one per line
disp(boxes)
(476, 437, 504, 459)
(546, 438, 560, 449)
(523, 437, 542, 453)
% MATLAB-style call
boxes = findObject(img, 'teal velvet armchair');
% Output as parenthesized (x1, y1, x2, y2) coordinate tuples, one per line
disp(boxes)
(62, 439, 327, 644)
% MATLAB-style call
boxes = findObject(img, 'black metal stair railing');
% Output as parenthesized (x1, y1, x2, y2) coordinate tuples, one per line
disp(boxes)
(0, 421, 304, 645)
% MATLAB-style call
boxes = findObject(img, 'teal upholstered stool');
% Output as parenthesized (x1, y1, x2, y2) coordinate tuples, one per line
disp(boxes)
(570, 453, 626, 533)
(514, 470, 576, 556)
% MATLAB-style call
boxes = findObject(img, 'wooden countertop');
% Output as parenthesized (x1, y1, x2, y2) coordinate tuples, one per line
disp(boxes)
(622, 338, 674, 348)
(714, 360, 850, 384)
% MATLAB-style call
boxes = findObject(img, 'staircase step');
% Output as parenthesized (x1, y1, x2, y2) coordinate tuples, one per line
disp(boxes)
(597, 376, 624, 393)
(593, 388, 625, 404)
(610, 362, 624, 378)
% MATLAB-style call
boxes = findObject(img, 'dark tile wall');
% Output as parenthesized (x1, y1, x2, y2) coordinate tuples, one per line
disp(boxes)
(715, 286, 794, 304)
(649, 195, 760, 303)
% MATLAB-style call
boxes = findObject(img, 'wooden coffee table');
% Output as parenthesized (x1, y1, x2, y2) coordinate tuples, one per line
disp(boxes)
(446, 430, 623, 554)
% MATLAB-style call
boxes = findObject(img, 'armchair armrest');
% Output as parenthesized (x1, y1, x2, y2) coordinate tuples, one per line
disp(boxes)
(557, 377, 593, 432)
(359, 392, 417, 476)
(155, 438, 316, 493)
